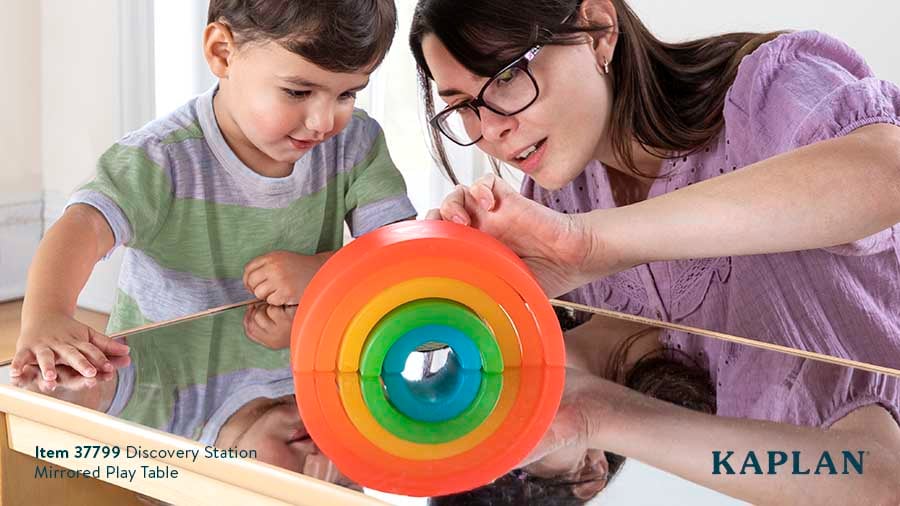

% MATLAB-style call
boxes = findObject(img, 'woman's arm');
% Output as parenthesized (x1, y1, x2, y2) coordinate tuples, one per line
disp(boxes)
(591, 376, 900, 505)
(594, 123, 900, 270)
(433, 123, 900, 297)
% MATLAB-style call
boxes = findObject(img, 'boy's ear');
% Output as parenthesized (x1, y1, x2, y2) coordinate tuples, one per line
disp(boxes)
(203, 21, 236, 79)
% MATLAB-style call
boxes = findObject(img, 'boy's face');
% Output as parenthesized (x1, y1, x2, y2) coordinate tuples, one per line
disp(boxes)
(214, 38, 371, 173)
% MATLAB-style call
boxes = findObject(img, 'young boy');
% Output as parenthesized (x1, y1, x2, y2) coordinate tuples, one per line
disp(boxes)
(13, 0, 416, 383)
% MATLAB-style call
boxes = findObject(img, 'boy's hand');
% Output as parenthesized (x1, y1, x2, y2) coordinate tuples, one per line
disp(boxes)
(12, 314, 130, 382)
(242, 251, 331, 306)
(243, 302, 296, 350)
(11, 358, 125, 395)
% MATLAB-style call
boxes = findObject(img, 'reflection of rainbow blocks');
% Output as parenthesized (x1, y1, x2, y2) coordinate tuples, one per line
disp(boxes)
(291, 220, 565, 497)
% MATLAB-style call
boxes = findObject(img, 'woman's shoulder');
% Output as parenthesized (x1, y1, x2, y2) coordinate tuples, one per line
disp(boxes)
(727, 30, 874, 112)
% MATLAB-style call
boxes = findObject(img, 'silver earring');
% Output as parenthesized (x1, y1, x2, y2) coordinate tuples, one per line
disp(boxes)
(603, 57, 610, 75)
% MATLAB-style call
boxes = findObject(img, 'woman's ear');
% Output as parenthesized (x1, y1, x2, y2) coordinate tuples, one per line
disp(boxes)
(572, 449, 609, 500)
(579, 0, 619, 68)
(203, 21, 236, 79)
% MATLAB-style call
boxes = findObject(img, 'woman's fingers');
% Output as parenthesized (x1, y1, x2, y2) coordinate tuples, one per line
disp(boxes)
(440, 185, 474, 225)
(469, 173, 499, 211)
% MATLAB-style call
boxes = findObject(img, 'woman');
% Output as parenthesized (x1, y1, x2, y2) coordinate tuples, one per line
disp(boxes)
(410, 0, 900, 503)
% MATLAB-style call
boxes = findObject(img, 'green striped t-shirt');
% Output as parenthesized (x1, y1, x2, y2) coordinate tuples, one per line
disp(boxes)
(69, 87, 417, 332)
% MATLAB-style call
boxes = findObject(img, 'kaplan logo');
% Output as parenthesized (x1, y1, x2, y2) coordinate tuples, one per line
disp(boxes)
(712, 450, 866, 475)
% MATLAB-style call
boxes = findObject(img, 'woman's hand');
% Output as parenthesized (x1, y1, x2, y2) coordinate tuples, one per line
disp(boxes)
(519, 369, 609, 473)
(426, 174, 625, 297)
(516, 368, 611, 499)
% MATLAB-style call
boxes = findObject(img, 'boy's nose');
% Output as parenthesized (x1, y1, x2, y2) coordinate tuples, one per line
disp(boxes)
(305, 104, 335, 136)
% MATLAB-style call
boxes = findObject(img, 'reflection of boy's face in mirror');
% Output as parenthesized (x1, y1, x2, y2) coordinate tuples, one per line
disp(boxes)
(215, 395, 359, 490)
(243, 303, 296, 350)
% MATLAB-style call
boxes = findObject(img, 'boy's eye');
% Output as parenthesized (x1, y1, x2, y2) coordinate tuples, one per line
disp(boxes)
(283, 88, 310, 99)
(339, 92, 357, 101)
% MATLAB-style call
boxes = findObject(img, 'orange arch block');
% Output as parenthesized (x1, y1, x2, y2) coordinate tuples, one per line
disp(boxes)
(291, 221, 565, 496)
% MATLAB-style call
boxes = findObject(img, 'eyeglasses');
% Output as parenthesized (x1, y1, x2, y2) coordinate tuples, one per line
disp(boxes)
(430, 45, 544, 147)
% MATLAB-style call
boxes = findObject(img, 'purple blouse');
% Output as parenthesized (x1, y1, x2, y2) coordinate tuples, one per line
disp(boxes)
(523, 31, 900, 429)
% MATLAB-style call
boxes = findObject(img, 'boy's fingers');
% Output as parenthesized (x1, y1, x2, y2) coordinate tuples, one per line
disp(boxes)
(254, 308, 275, 330)
(243, 254, 272, 288)
(88, 328, 130, 356)
(252, 282, 277, 301)
(73, 341, 113, 372)
(424, 208, 442, 221)
(10, 349, 36, 376)
(243, 263, 268, 292)
(108, 354, 131, 369)
(34, 347, 58, 381)
(56, 344, 97, 378)
(244, 254, 271, 273)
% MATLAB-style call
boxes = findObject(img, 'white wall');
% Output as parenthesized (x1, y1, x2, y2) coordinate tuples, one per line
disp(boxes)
(1, 1, 41, 203)
(37, 0, 155, 313)
(629, 0, 900, 84)
(0, 1, 42, 301)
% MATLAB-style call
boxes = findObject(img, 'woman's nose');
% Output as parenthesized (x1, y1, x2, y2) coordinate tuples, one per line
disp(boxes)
(479, 108, 516, 143)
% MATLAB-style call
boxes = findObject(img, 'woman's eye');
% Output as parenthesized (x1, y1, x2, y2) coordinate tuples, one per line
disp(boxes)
(495, 69, 516, 84)
(283, 88, 310, 99)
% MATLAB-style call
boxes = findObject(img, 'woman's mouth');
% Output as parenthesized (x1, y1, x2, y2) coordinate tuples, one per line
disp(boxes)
(512, 138, 548, 174)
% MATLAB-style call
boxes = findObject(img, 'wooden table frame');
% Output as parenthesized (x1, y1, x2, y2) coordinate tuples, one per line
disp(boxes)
(0, 385, 387, 505)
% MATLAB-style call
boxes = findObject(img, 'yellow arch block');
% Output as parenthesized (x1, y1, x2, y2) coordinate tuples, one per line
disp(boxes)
(337, 371, 521, 460)
(337, 277, 522, 372)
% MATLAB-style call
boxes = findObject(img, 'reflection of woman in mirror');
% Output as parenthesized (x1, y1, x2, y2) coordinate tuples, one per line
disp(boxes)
(11, 304, 355, 489)
(412, 0, 900, 503)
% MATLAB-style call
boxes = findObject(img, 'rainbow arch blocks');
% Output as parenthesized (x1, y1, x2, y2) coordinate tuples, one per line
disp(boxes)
(291, 220, 565, 496)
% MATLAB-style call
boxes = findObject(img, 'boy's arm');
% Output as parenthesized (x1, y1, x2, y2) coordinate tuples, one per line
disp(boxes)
(343, 114, 417, 236)
(14, 204, 130, 380)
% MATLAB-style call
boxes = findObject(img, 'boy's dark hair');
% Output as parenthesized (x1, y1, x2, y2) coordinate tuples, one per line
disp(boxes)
(208, 0, 397, 73)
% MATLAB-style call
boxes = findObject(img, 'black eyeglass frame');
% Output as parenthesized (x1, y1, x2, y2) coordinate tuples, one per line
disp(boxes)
(429, 44, 544, 147)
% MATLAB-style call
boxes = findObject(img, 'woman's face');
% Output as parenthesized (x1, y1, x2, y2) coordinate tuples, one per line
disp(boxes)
(422, 34, 615, 190)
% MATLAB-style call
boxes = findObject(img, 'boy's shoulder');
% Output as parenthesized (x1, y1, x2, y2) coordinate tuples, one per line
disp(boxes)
(115, 96, 206, 154)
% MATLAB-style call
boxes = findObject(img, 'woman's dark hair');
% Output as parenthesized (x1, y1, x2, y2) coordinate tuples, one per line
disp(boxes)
(208, 0, 396, 73)
(410, 0, 784, 184)
(430, 308, 716, 505)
